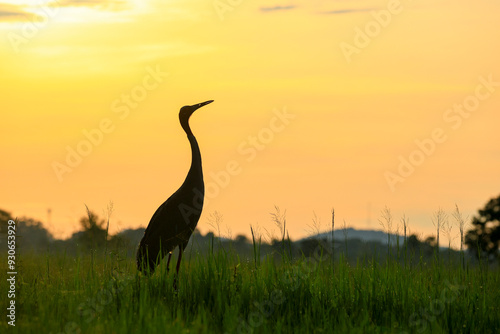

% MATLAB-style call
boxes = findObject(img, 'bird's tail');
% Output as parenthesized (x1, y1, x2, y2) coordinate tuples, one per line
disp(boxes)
(136, 239, 159, 274)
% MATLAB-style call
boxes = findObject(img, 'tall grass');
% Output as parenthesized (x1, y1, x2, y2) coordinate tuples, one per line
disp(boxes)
(401, 214, 409, 269)
(378, 206, 393, 262)
(452, 204, 469, 270)
(2, 244, 499, 334)
(432, 208, 447, 264)
(1, 207, 499, 334)
(331, 208, 335, 269)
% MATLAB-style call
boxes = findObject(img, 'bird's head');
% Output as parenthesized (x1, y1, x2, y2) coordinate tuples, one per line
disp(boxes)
(179, 100, 213, 136)
(179, 100, 214, 121)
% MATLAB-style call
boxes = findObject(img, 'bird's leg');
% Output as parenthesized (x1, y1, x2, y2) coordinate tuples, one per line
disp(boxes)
(175, 248, 183, 275)
(173, 247, 183, 290)
(166, 252, 173, 273)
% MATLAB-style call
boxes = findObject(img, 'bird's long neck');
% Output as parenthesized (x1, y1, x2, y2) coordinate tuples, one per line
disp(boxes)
(180, 115, 204, 201)
(181, 116, 193, 137)
(184, 134, 204, 193)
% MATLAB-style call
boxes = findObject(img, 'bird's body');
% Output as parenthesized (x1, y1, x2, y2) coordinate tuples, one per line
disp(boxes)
(136, 100, 213, 275)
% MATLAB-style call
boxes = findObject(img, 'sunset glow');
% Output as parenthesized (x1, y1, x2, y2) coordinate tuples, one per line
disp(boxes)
(1, 0, 499, 246)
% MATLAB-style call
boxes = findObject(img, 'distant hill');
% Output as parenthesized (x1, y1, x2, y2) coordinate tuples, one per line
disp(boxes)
(300, 228, 405, 245)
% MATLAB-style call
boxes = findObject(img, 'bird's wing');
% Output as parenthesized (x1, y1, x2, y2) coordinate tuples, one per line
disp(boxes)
(140, 195, 198, 252)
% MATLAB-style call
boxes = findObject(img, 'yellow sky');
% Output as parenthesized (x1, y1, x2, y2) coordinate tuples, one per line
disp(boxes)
(1, 0, 499, 247)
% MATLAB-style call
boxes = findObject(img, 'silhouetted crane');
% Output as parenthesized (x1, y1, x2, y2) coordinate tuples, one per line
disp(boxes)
(136, 100, 213, 281)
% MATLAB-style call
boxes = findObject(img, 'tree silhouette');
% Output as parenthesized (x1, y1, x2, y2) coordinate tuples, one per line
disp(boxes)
(0, 209, 12, 232)
(235, 234, 248, 244)
(76, 208, 107, 250)
(465, 194, 500, 263)
(0, 209, 53, 251)
(17, 217, 53, 250)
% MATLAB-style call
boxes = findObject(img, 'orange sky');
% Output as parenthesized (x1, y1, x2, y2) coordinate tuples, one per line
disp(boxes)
(1, 0, 499, 248)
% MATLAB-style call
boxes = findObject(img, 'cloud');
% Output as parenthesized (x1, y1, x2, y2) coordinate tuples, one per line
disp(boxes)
(257, 4, 378, 15)
(57, 0, 129, 11)
(0, 4, 32, 22)
(0, 0, 128, 22)
(321, 8, 378, 15)
(260, 5, 296, 12)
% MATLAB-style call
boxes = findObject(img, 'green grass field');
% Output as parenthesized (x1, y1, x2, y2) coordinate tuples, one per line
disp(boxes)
(1, 241, 499, 334)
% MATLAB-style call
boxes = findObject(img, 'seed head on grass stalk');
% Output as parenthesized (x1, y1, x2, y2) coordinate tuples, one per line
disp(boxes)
(331, 208, 335, 268)
(207, 211, 225, 253)
(441, 211, 455, 265)
(270, 206, 286, 240)
(432, 208, 447, 264)
(400, 214, 409, 269)
(395, 214, 401, 262)
(378, 206, 393, 262)
(269, 206, 291, 262)
(207, 211, 224, 239)
(452, 204, 469, 270)
(306, 211, 322, 237)
(103, 201, 114, 272)
(342, 219, 349, 259)
(250, 224, 262, 269)
(306, 211, 324, 256)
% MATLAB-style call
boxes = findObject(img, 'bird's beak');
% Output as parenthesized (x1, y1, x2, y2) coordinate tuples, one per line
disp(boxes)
(194, 100, 214, 110)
